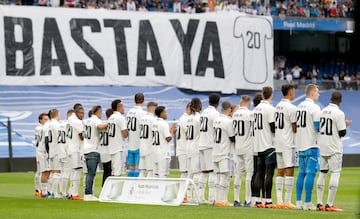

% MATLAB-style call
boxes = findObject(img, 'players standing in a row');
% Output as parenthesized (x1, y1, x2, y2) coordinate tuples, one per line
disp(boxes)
(34, 113, 49, 197)
(108, 99, 128, 177)
(83, 105, 108, 201)
(139, 102, 158, 177)
(253, 86, 277, 208)
(213, 101, 235, 207)
(316, 92, 351, 212)
(126, 93, 146, 177)
(295, 84, 321, 210)
(199, 94, 220, 204)
(232, 95, 253, 207)
(274, 84, 297, 209)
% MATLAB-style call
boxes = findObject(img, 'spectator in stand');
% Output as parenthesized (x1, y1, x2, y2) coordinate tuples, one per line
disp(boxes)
(312, 65, 319, 79)
(333, 73, 342, 89)
(291, 65, 302, 80)
(139, 3, 148, 11)
(343, 73, 352, 90)
(173, 0, 181, 12)
(286, 72, 293, 84)
(127, 0, 137, 11)
(356, 72, 360, 90)
(304, 5, 310, 17)
(329, 1, 337, 17)
(265, 4, 272, 16)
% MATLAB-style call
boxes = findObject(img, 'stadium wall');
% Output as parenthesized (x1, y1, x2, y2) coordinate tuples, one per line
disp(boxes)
(0, 155, 359, 173)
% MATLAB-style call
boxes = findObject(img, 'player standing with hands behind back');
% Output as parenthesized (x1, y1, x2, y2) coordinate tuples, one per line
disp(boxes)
(316, 91, 351, 212)
(295, 84, 321, 210)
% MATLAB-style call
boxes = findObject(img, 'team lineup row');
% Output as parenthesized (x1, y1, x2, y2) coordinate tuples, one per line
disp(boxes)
(33, 84, 351, 211)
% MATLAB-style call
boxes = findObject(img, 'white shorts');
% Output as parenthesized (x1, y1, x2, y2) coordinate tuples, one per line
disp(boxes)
(100, 146, 111, 163)
(60, 156, 72, 170)
(320, 153, 342, 173)
(177, 154, 187, 172)
(111, 151, 125, 176)
(38, 153, 50, 172)
(187, 154, 200, 175)
(213, 158, 231, 173)
(50, 155, 61, 171)
(234, 153, 253, 175)
(70, 152, 82, 169)
(139, 154, 154, 171)
(154, 158, 170, 177)
(276, 148, 296, 169)
(200, 149, 214, 171)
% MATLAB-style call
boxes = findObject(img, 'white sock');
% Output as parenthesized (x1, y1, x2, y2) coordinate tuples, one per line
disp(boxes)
(284, 176, 294, 204)
(187, 173, 194, 200)
(147, 170, 153, 178)
(219, 173, 229, 202)
(70, 169, 82, 196)
(327, 172, 340, 206)
(276, 176, 284, 204)
(199, 173, 208, 201)
(41, 182, 48, 195)
(208, 172, 216, 203)
(233, 171, 243, 202)
(51, 173, 61, 195)
(47, 174, 54, 194)
(316, 172, 327, 205)
(245, 172, 252, 203)
(34, 171, 41, 192)
(139, 170, 146, 178)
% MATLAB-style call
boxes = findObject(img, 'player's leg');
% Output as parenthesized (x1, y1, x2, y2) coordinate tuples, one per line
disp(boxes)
(233, 154, 245, 206)
(191, 154, 201, 201)
(39, 153, 51, 197)
(325, 153, 343, 211)
(254, 152, 266, 207)
(198, 150, 208, 203)
(316, 156, 328, 210)
(102, 161, 112, 186)
(186, 156, 193, 201)
(146, 153, 154, 178)
(69, 152, 83, 200)
(283, 148, 296, 208)
(251, 154, 258, 205)
(219, 158, 231, 206)
(244, 152, 253, 206)
(138, 155, 147, 177)
(34, 156, 41, 196)
(84, 152, 100, 201)
(50, 155, 62, 198)
(133, 149, 140, 177)
(276, 152, 285, 205)
(213, 161, 222, 206)
(303, 148, 319, 209)
(60, 156, 71, 198)
(111, 152, 122, 177)
(296, 151, 307, 208)
(264, 148, 276, 207)
(127, 150, 135, 177)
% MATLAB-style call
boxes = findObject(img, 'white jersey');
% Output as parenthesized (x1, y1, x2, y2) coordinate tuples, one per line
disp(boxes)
(57, 121, 68, 159)
(274, 99, 297, 152)
(295, 98, 321, 151)
(35, 124, 44, 157)
(199, 106, 220, 150)
(38, 122, 49, 154)
(186, 112, 201, 156)
(83, 115, 103, 154)
(139, 113, 156, 156)
(176, 113, 189, 156)
(99, 119, 110, 162)
(212, 114, 235, 162)
(47, 119, 61, 158)
(108, 111, 127, 154)
(232, 107, 253, 155)
(253, 100, 275, 152)
(152, 118, 171, 158)
(126, 106, 146, 151)
(318, 103, 347, 156)
(67, 114, 84, 155)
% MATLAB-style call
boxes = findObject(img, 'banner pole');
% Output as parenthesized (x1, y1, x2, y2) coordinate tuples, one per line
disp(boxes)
(7, 117, 14, 172)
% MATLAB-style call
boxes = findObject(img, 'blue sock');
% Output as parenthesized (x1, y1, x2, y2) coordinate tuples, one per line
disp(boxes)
(128, 169, 134, 177)
(296, 172, 306, 201)
(305, 173, 316, 203)
(133, 169, 140, 177)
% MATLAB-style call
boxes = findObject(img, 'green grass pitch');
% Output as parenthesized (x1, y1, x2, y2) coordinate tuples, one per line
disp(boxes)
(0, 168, 359, 219)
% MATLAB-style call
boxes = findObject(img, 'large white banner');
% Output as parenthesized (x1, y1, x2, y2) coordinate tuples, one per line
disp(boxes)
(0, 6, 273, 93)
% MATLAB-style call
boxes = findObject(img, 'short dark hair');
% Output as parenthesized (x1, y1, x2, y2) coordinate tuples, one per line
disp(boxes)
(222, 101, 232, 111)
(281, 84, 295, 96)
(155, 106, 166, 118)
(48, 109, 59, 119)
(135, 93, 145, 104)
(73, 103, 82, 111)
(209, 94, 220, 106)
(38, 113, 48, 122)
(331, 91, 342, 104)
(262, 86, 273, 99)
(253, 92, 262, 107)
(106, 108, 114, 119)
(111, 99, 122, 111)
(241, 95, 251, 103)
(190, 97, 202, 113)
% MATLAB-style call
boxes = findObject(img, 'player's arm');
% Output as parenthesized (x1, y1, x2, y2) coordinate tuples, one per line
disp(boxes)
(269, 108, 276, 134)
(97, 122, 108, 130)
(313, 108, 321, 132)
(269, 122, 275, 134)
(45, 136, 49, 153)
(338, 129, 346, 138)
(120, 116, 129, 138)
(290, 107, 297, 133)
(165, 124, 173, 142)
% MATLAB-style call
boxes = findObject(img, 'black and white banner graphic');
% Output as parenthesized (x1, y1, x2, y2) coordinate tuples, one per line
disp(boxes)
(0, 6, 273, 93)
